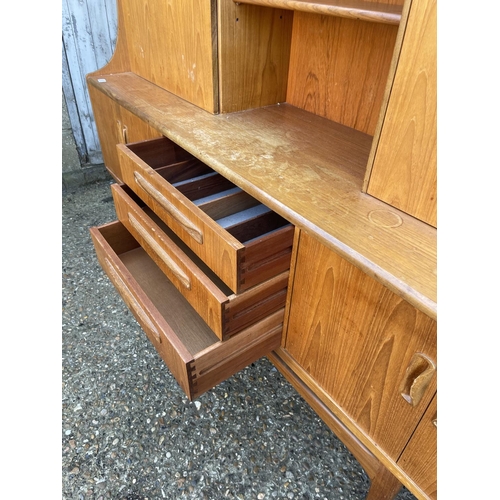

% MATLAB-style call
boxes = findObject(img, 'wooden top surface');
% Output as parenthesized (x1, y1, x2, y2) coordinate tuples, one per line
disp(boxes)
(88, 72, 437, 319)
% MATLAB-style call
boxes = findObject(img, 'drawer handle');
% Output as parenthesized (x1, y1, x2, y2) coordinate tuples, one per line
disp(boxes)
(116, 120, 128, 144)
(104, 258, 161, 343)
(134, 171, 204, 244)
(128, 213, 191, 290)
(400, 353, 436, 407)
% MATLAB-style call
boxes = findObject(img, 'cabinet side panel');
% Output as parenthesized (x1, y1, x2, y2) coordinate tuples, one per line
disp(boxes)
(286, 13, 398, 135)
(218, 0, 293, 113)
(366, 0, 437, 227)
(87, 85, 162, 182)
(285, 232, 437, 461)
(120, 0, 217, 113)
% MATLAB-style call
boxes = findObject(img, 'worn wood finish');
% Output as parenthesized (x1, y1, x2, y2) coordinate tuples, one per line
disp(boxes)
(366, 0, 437, 227)
(218, 0, 293, 112)
(287, 13, 398, 135)
(112, 183, 290, 340)
(90, 220, 285, 400)
(87, 73, 436, 318)
(117, 137, 294, 294)
(234, 0, 404, 25)
(397, 394, 437, 500)
(284, 231, 437, 462)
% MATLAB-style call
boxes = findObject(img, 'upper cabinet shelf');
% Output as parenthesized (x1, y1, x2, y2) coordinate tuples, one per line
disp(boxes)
(233, 0, 403, 25)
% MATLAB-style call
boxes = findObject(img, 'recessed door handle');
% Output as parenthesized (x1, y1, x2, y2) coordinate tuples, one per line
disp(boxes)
(400, 352, 436, 407)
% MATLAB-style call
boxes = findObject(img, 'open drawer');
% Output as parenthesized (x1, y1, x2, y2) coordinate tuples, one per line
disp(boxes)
(111, 183, 290, 341)
(117, 136, 294, 294)
(90, 220, 284, 400)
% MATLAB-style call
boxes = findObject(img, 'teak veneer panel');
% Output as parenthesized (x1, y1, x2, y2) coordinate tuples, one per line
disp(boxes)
(88, 0, 218, 113)
(234, 0, 404, 24)
(218, 1, 293, 113)
(87, 73, 436, 318)
(366, 0, 437, 227)
(284, 231, 437, 462)
(287, 13, 399, 135)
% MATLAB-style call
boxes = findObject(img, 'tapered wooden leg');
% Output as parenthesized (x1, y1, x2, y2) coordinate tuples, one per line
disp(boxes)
(366, 465, 403, 500)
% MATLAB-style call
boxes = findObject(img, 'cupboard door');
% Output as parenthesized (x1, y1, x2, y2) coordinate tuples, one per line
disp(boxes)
(284, 232, 436, 461)
(398, 394, 437, 500)
(366, 0, 437, 227)
(88, 85, 162, 182)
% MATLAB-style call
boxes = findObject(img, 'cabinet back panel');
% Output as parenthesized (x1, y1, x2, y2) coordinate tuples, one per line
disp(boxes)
(119, 0, 218, 113)
(218, 1, 293, 113)
(286, 13, 398, 135)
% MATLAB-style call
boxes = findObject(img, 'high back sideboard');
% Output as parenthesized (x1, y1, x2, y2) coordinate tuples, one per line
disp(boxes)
(86, 1, 437, 499)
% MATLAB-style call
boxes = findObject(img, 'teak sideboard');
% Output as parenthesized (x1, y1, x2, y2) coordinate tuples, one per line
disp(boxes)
(86, 1, 437, 499)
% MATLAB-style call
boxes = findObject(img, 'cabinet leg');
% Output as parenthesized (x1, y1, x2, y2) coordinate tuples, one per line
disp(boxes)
(366, 466, 403, 500)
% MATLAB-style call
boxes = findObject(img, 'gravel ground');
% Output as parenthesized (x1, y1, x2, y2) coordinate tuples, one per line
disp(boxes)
(62, 178, 418, 500)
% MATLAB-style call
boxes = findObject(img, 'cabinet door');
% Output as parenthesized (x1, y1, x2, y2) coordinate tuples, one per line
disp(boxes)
(284, 232, 436, 461)
(366, 0, 437, 227)
(398, 394, 437, 500)
(88, 85, 162, 182)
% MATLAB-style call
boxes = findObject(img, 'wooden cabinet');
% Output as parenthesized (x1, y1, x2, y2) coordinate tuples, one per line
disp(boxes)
(86, 0, 437, 498)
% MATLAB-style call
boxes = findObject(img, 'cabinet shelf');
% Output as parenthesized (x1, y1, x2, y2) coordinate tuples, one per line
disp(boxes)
(233, 0, 403, 25)
(87, 71, 436, 319)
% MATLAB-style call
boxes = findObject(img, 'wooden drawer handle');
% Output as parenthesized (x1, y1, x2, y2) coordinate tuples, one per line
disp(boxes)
(104, 257, 161, 343)
(128, 212, 191, 290)
(134, 171, 204, 244)
(400, 353, 436, 407)
(116, 120, 128, 144)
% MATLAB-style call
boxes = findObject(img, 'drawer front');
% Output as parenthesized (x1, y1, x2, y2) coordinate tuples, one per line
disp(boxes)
(89, 220, 284, 400)
(117, 137, 294, 293)
(112, 183, 289, 340)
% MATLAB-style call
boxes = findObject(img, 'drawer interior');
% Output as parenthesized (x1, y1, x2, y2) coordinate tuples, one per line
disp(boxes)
(98, 222, 218, 355)
(127, 138, 292, 244)
(92, 221, 285, 399)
